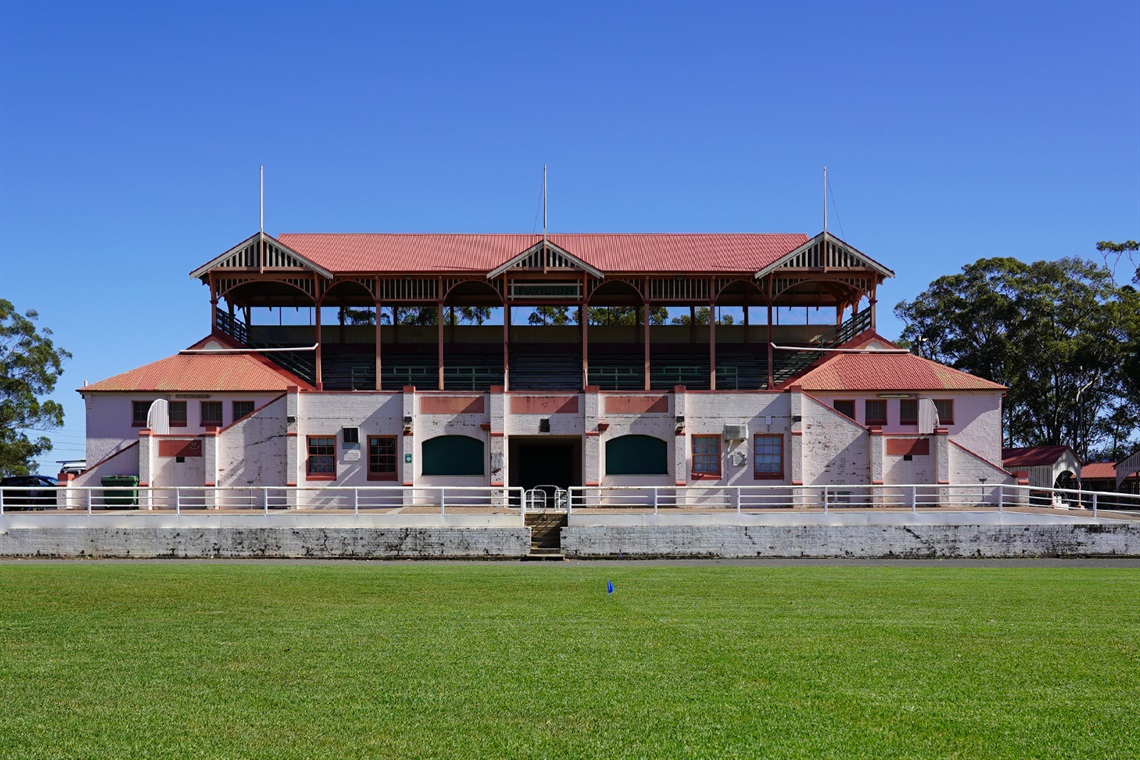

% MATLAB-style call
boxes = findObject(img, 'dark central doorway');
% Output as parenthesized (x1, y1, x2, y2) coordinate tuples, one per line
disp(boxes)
(508, 437, 582, 496)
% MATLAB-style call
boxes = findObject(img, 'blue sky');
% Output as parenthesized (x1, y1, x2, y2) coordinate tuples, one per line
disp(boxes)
(1, 1, 1137, 472)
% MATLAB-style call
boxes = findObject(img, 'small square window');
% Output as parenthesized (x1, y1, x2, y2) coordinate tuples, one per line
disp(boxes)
(132, 401, 150, 427)
(343, 427, 360, 445)
(934, 399, 955, 425)
(168, 401, 187, 427)
(232, 401, 255, 421)
(865, 400, 887, 426)
(833, 400, 855, 420)
(200, 401, 223, 427)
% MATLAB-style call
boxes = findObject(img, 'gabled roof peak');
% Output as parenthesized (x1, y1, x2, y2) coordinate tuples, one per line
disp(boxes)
(755, 231, 895, 279)
(190, 232, 333, 281)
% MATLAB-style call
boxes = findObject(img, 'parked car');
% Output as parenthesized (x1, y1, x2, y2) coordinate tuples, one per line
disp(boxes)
(1, 475, 59, 508)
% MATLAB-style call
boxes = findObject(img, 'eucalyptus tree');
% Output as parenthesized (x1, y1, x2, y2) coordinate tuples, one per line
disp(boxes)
(0, 300, 70, 475)
(895, 251, 1138, 459)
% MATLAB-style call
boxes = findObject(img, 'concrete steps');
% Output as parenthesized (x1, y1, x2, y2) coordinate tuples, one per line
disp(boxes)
(525, 512, 567, 560)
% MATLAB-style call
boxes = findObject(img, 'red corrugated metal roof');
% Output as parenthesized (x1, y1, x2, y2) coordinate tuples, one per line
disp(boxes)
(1081, 462, 1117, 479)
(273, 233, 809, 274)
(793, 351, 1007, 392)
(1002, 446, 1075, 468)
(81, 351, 309, 393)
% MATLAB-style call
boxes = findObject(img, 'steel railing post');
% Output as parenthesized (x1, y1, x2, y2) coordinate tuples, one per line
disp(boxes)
(823, 485, 829, 515)
(353, 488, 359, 517)
(86, 489, 92, 516)
(1092, 492, 1098, 520)
(910, 485, 917, 513)
(262, 488, 268, 515)
(652, 487, 659, 516)
(440, 487, 446, 516)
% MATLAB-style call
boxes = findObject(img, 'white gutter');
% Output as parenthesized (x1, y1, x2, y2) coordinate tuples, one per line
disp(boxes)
(769, 343, 910, 354)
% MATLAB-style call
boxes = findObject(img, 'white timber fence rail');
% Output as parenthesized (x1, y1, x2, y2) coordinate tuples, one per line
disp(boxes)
(565, 484, 1140, 516)
(0, 486, 528, 524)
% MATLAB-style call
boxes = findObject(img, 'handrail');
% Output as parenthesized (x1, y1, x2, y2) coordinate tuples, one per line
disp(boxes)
(0, 485, 527, 523)
(563, 483, 1140, 515)
(3, 483, 1136, 521)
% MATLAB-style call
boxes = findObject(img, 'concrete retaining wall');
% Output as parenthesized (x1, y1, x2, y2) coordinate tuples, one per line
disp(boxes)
(561, 524, 1140, 558)
(0, 527, 531, 559)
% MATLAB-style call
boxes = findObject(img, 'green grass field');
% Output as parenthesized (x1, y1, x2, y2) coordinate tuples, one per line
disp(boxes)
(1, 563, 1137, 759)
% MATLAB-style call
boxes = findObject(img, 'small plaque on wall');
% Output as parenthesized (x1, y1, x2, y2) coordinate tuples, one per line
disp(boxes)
(344, 450, 361, 462)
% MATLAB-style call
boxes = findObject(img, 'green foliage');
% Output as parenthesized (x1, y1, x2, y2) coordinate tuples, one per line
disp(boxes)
(895, 253, 1139, 459)
(528, 305, 577, 325)
(588, 306, 668, 326)
(1, 564, 1137, 758)
(0, 299, 70, 475)
(1096, 239, 1139, 285)
(388, 306, 492, 326)
(670, 306, 735, 326)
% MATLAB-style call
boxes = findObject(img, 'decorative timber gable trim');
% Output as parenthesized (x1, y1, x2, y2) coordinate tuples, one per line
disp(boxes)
(190, 232, 334, 281)
(487, 240, 605, 280)
(754, 231, 895, 280)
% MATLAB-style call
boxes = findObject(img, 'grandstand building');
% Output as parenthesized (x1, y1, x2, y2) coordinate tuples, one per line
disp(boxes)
(72, 230, 1014, 493)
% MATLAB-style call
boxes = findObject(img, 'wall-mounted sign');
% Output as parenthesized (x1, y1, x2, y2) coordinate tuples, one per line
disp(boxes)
(344, 450, 360, 462)
(175, 393, 211, 399)
(404, 453, 413, 464)
(509, 282, 581, 300)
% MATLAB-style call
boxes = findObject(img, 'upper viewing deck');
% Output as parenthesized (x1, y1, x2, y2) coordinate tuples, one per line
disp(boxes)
(195, 231, 892, 392)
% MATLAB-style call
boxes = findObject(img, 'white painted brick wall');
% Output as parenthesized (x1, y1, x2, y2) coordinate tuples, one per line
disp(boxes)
(563, 524, 1140, 558)
(799, 394, 869, 485)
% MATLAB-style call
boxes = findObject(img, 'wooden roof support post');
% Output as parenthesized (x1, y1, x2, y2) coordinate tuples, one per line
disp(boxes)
(314, 297, 323, 390)
(643, 301, 651, 391)
(766, 298, 774, 390)
(437, 300, 445, 391)
(503, 302, 511, 392)
(580, 303, 588, 390)
(708, 278, 717, 391)
(209, 274, 218, 335)
(869, 284, 878, 331)
(374, 288, 383, 391)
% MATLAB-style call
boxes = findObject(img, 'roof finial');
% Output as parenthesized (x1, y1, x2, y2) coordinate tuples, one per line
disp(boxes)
(823, 165, 827, 234)
(542, 164, 548, 247)
(260, 165, 265, 234)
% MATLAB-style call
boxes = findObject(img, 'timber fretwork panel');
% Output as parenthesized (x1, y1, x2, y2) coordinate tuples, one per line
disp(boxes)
(648, 277, 710, 302)
(211, 239, 316, 271)
(511, 244, 583, 271)
(215, 275, 318, 300)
